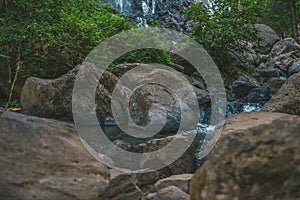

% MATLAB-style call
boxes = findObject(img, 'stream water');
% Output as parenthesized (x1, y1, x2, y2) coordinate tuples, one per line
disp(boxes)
(103, 99, 266, 166)
(102, 0, 267, 165)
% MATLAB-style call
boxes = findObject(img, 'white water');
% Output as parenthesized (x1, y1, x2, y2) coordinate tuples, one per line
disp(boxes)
(103, 0, 267, 165)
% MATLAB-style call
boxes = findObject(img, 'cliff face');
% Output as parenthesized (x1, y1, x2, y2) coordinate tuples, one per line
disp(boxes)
(107, 0, 200, 30)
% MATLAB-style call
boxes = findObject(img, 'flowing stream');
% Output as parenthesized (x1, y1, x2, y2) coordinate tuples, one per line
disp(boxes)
(106, 0, 199, 28)
(103, 0, 267, 165)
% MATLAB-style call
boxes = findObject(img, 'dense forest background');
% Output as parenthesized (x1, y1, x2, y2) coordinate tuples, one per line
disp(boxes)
(0, 0, 299, 107)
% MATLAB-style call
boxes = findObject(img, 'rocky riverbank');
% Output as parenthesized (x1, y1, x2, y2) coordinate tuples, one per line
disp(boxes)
(1, 110, 300, 199)
(1, 24, 300, 199)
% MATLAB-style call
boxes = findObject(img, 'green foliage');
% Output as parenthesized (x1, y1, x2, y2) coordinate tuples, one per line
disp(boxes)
(0, 0, 133, 79)
(263, 0, 300, 36)
(185, 0, 265, 71)
(0, 53, 10, 59)
(148, 19, 160, 26)
(0, 100, 20, 108)
(108, 49, 172, 71)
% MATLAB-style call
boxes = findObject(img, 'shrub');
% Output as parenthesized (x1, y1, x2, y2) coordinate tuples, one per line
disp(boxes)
(185, 0, 266, 71)
(0, 0, 134, 79)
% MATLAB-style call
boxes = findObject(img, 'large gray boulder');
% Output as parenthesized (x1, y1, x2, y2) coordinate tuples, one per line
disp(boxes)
(267, 38, 300, 72)
(255, 24, 280, 54)
(111, 63, 208, 134)
(0, 111, 109, 200)
(21, 63, 209, 134)
(262, 72, 300, 115)
(20, 63, 118, 122)
(114, 134, 197, 175)
(190, 112, 300, 200)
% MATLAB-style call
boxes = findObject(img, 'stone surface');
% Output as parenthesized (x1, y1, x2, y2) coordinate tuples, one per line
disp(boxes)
(288, 59, 300, 76)
(245, 86, 272, 103)
(190, 112, 300, 200)
(266, 77, 285, 93)
(232, 77, 258, 99)
(214, 112, 299, 138)
(108, 0, 198, 32)
(111, 63, 140, 77)
(145, 186, 190, 200)
(255, 24, 280, 54)
(190, 72, 205, 89)
(112, 63, 200, 133)
(256, 68, 281, 80)
(262, 72, 300, 115)
(0, 111, 109, 200)
(20, 63, 118, 122)
(21, 63, 205, 134)
(153, 174, 193, 193)
(99, 173, 143, 200)
(114, 135, 197, 175)
(133, 170, 160, 188)
(169, 51, 196, 75)
(230, 42, 258, 67)
(267, 38, 300, 71)
(267, 52, 295, 72)
(269, 38, 300, 58)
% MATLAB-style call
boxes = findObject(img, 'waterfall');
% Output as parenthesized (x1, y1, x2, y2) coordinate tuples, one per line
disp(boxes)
(152, 0, 155, 14)
(142, 1, 150, 17)
(119, 0, 123, 13)
(106, 0, 199, 30)
(103, 0, 267, 166)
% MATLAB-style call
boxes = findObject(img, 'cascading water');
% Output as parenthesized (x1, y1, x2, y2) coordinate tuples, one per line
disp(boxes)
(102, 0, 270, 166)
(106, 0, 200, 30)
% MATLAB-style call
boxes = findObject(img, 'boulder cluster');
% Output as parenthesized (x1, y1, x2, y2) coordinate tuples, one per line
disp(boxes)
(1, 24, 300, 199)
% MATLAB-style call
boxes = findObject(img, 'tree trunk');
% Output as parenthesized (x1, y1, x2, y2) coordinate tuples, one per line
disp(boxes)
(288, 0, 298, 38)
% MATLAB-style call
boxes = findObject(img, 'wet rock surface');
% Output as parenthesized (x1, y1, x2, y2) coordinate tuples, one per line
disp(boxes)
(107, 0, 199, 31)
(232, 77, 259, 99)
(12, 22, 300, 200)
(21, 63, 209, 134)
(114, 134, 197, 175)
(190, 112, 300, 200)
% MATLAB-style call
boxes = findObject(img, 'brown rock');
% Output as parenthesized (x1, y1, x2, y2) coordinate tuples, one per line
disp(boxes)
(100, 173, 143, 200)
(262, 72, 300, 115)
(255, 24, 280, 54)
(0, 111, 109, 200)
(145, 186, 190, 200)
(21, 63, 204, 134)
(215, 112, 299, 137)
(111, 63, 200, 133)
(20, 63, 118, 122)
(266, 38, 300, 71)
(114, 134, 197, 175)
(153, 174, 193, 193)
(133, 170, 160, 188)
(190, 112, 300, 200)
(266, 77, 285, 93)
